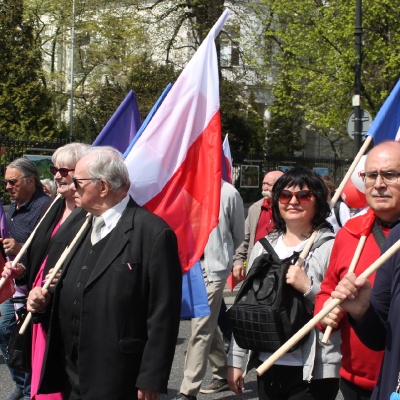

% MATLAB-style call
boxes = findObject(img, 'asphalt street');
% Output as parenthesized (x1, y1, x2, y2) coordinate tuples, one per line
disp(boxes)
(0, 286, 343, 400)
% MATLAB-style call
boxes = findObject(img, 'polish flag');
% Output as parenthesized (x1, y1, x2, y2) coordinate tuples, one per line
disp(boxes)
(124, 10, 230, 272)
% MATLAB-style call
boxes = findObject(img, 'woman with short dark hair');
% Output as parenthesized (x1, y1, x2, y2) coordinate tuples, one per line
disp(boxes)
(227, 167, 341, 400)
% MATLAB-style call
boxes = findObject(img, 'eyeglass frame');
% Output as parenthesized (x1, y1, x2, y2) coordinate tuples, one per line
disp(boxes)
(278, 189, 314, 204)
(359, 171, 400, 186)
(71, 176, 100, 189)
(4, 176, 29, 187)
(50, 166, 75, 177)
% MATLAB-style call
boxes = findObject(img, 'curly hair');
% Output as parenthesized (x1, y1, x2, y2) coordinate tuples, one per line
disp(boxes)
(271, 167, 332, 233)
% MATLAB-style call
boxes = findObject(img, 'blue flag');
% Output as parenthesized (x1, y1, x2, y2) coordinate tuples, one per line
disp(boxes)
(93, 90, 141, 154)
(366, 79, 400, 144)
(181, 261, 210, 319)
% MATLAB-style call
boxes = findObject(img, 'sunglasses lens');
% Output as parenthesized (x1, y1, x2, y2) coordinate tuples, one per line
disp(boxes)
(279, 190, 293, 204)
(58, 168, 69, 177)
(297, 191, 312, 203)
(5, 180, 16, 186)
(50, 166, 57, 176)
(50, 167, 70, 177)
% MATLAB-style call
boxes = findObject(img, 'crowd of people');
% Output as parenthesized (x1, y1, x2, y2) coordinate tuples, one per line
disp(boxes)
(0, 140, 399, 400)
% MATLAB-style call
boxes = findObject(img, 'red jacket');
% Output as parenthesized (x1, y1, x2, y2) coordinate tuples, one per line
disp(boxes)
(315, 208, 387, 391)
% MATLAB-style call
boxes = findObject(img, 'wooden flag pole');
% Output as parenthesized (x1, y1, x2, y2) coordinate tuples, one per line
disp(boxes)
(19, 213, 92, 334)
(0, 194, 62, 290)
(256, 235, 400, 376)
(321, 235, 367, 343)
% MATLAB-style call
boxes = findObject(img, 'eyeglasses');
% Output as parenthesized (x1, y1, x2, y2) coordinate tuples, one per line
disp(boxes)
(50, 166, 75, 177)
(359, 171, 400, 186)
(4, 177, 28, 187)
(72, 176, 99, 189)
(278, 189, 313, 204)
(4, 179, 18, 187)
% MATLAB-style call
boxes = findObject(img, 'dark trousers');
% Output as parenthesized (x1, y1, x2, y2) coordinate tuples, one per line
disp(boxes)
(257, 364, 339, 400)
(218, 298, 232, 337)
(340, 378, 373, 400)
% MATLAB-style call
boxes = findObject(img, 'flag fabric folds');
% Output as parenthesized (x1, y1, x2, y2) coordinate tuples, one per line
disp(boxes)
(222, 134, 233, 184)
(124, 10, 230, 273)
(93, 90, 141, 154)
(123, 83, 172, 158)
(366, 79, 400, 144)
(181, 261, 210, 318)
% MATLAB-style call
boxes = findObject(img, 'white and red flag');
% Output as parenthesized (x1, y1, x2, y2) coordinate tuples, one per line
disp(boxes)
(124, 10, 230, 272)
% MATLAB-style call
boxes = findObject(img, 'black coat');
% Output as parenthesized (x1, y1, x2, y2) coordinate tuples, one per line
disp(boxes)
(26, 196, 88, 289)
(38, 198, 182, 400)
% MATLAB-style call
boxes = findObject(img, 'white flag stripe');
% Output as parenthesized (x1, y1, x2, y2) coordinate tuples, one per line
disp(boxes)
(125, 10, 230, 205)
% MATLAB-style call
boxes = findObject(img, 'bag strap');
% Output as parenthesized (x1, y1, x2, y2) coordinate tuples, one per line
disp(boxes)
(333, 201, 342, 227)
(372, 220, 386, 250)
(309, 235, 335, 252)
(258, 237, 280, 261)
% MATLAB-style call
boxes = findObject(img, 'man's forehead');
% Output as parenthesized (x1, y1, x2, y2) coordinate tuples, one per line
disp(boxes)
(5, 167, 23, 178)
(74, 156, 90, 175)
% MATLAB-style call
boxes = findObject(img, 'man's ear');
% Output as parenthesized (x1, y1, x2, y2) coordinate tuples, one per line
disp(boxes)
(98, 179, 109, 197)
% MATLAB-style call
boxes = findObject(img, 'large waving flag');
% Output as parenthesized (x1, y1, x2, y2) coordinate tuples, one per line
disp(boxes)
(123, 83, 172, 158)
(366, 79, 400, 144)
(222, 134, 233, 184)
(93, 90, 141, 153)
(125, 10, 230, 273)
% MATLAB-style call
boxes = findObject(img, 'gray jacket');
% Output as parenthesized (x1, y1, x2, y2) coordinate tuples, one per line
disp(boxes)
(232, 198, 264, 267)
(203, 180, 245, 282)
(228, 228, 341, 382)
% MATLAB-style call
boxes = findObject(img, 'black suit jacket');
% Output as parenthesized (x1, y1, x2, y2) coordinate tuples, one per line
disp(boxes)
(26, 197, 87, 289)
(38, 198, 182, 400)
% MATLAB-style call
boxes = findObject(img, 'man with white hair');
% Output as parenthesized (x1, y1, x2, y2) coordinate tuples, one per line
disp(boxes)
(27, 146, 182, 400)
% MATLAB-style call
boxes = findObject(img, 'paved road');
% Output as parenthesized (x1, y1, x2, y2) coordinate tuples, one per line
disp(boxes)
(0, 286, 343, 400)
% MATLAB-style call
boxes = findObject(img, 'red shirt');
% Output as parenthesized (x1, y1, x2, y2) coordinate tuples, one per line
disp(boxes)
(254, 198, 274, 243)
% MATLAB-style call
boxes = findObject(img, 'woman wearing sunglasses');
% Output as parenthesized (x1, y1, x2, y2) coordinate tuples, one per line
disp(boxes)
(227, 167, 341, 400)
(2, 143, 90, 400)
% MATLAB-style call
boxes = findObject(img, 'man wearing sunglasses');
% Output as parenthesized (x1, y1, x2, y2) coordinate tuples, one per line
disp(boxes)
(315, 140, 400, 400)
(0, 157, 52, 400)
(26, 146, 181, 400)
(232, 170, 283, 281)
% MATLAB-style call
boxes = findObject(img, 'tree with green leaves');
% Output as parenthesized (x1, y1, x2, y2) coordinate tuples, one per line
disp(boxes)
(250, 0, 400, 157)
(0, 0, 57, 140)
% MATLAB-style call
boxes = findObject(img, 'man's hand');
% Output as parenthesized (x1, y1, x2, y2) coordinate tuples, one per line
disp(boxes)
(320, 302, 345, 329)
(27, 287, 51, 314)
(331, 272, 371, 323)
(232, 264, 245, 280)
(1, 238, 23, 257)
(138, 389, 160, 400)
(1, 261, 26, 279)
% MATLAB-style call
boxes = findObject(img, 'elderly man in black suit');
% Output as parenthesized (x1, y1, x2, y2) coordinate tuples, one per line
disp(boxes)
(27, 146, 182, 400)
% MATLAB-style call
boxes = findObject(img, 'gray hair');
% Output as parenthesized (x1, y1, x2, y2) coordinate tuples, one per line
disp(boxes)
(7, 157, 43, 191)
(41, 178, 57, 197)
(52, 142, 91, 168)
(82, 146, 131, 193)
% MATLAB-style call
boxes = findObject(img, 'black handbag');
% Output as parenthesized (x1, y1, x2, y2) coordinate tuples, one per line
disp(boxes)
(228, 236, 333, 353)
(6, 305, 32, 373)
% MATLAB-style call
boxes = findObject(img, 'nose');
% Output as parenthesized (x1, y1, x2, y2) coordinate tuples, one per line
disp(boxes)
(374, 174, 386, 187)
(69, 181, 76, 192)
(288, 194, 299, 204)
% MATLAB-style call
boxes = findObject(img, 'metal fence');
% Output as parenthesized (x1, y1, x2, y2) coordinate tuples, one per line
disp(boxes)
(0, 139, 353, 205)
(233, 154, 352, 204)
